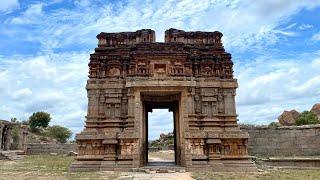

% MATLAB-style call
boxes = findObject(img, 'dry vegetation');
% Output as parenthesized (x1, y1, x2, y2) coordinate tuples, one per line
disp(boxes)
(0, 154, 320, 179)
(0, 155, 119, 180)
(148, 150, 175, 161)
(192, 169, 320, 180)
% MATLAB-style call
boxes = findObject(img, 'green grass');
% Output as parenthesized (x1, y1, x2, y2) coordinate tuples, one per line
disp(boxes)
(0, 155, 119, 180)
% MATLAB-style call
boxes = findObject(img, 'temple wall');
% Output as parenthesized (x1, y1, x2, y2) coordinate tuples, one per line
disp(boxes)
(241, 125, 320, 157)
(26, 143, 77, 154)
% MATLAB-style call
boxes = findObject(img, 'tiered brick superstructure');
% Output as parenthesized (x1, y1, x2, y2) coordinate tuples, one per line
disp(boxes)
(70, 28, 256, 171)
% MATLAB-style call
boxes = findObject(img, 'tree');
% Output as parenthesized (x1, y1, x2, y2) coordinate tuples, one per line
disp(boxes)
(295, 111, 320, 126)
(29, 112, 51, 132)
(268, 122, 278, 128)
(47, 125, 72, 143)
(10, 117, 18, 123)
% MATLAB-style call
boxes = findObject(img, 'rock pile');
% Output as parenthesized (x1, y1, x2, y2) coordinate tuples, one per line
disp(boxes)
(278, 103, 320, 126)
(278, 110, 300, 126)
(311, 103, 320, 119)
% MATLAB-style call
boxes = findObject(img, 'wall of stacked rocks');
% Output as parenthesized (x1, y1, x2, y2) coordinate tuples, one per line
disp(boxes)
(241, 125, 320, 157)
(26, 143, 77, 154)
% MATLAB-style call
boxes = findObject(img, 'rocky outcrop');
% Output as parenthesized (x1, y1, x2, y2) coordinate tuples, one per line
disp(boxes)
(311, 103, 320, 119)
(278, 110, 300, 126)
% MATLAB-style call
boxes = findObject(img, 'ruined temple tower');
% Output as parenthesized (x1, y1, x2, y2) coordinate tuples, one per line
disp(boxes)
(70, 29, 256, 171)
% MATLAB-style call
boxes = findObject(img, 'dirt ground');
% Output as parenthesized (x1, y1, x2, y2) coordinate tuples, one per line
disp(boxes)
(1, 153, 320, 180)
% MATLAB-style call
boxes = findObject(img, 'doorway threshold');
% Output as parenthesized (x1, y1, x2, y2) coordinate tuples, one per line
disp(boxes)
(147, 161, 176, 167)
(141, 161, 186, 173)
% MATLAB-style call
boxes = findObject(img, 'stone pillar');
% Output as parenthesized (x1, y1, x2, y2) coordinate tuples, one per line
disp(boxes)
(17, 125, 28, 150)
(4, 126, 12, 150)
(0, 125, 3, 150)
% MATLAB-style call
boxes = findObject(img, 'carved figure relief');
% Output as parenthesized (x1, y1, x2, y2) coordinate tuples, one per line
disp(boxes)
(217, 94, 224, 113)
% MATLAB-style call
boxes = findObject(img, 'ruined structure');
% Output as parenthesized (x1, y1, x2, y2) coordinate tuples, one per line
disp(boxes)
(70, 29, 256, 171)
(0, 120, 27, 151)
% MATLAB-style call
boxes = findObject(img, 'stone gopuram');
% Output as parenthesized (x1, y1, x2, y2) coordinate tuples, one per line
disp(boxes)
(70, 29, 256, 171)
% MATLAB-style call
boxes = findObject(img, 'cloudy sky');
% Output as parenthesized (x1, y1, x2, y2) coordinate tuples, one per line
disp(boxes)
(0, 0, 319, 140)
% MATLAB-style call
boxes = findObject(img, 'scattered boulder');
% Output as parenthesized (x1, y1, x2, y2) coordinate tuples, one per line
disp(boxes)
(278, 110, 300, 126)
(67, 151, 78, 156)
(310, 103, 320, 119)
(50, 153, 58, 156)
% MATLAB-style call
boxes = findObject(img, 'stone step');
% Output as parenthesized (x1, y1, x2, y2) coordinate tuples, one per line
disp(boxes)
(0, 150, 26, 161)
(136, 162, 186, 173)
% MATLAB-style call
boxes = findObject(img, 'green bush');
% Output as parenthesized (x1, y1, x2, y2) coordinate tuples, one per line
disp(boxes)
(29, 112, 51, 132)
(47, 125, 72, 143)
(268, 122, 278, 128)
(295, 111, 320, 126)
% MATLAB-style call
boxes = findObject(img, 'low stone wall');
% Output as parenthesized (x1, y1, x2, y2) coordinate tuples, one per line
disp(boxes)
(26, 143, 77, 155)
(241, 124, 320, 157)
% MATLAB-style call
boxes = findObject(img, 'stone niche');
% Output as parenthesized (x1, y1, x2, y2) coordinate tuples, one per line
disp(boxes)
(70, 29, 256, 172)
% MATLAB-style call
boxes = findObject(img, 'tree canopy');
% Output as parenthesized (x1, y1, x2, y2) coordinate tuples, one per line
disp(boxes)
(47, 125, 72, 143)
(295, 111, 320, 126)
(29, 111, 51, 132)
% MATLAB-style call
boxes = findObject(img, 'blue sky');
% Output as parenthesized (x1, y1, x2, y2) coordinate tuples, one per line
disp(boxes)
(0, 0, 320, 140)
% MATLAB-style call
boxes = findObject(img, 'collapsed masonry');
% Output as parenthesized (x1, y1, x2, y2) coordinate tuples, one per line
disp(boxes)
(70, 28, 256, 171)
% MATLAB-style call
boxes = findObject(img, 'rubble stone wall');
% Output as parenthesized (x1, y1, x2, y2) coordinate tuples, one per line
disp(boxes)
(26, 143, 77, 154)
(241, 125, 320, 157)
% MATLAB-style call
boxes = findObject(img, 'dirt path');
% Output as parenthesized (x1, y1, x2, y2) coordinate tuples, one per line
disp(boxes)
(118, 171, 194, 180)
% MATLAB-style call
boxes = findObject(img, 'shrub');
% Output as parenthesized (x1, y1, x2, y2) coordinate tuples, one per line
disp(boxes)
(268, 122, 278, 128)
(47, 125, 72, 143)
(295, 111, 320, 126)
(29, 112, 51, 132)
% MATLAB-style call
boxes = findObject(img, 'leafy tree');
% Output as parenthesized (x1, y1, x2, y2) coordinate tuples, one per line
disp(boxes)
(47, 125, 72, 143)
(10, 117, 18, 123)
(295, 111, 320, 126)
(29, 112, 51, 132)
(268, 122, 278, 128)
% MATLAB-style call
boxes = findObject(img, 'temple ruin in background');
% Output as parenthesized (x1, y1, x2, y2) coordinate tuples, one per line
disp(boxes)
(70, 29, 256, 171)
(0, 120, 27, 151)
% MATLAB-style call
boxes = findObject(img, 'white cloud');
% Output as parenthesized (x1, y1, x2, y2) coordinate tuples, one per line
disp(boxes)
(74, 0, 91, 7)
(0, 0, 19, 13)
(298, 24, 313, 30)
(236, 54, 320, 124)
(148, 110, 173, 140)
(11, 3, 44, 24)
(5, 0, 320, 52)
(12, 88, 32, 100)
(312, 32, 320, 41)
(0, 52, 88, 135)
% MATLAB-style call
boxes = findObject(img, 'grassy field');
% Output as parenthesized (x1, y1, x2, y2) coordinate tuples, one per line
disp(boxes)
(0, 155, 119, 180)
(1, 154, 320, 179)
(192, 169, 320, 180)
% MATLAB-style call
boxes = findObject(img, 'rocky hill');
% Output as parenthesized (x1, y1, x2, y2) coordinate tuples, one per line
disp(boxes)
(149, 132, 174, 148)
(277, 103, 320, 126)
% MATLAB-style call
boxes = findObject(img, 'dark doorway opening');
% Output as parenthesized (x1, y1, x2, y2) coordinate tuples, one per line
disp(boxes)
(143, 97, 180, 166)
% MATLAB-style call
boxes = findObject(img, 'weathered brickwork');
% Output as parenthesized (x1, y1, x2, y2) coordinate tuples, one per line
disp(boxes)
(70, 29, 256, 172)
(241, 125, 320, 157)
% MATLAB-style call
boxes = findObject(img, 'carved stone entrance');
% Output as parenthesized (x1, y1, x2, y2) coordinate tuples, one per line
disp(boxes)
(143, 92, 181, 165)
(70, 28, 257, 171)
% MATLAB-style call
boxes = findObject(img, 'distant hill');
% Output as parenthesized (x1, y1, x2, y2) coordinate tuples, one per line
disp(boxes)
(149, 132, 174, 148)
